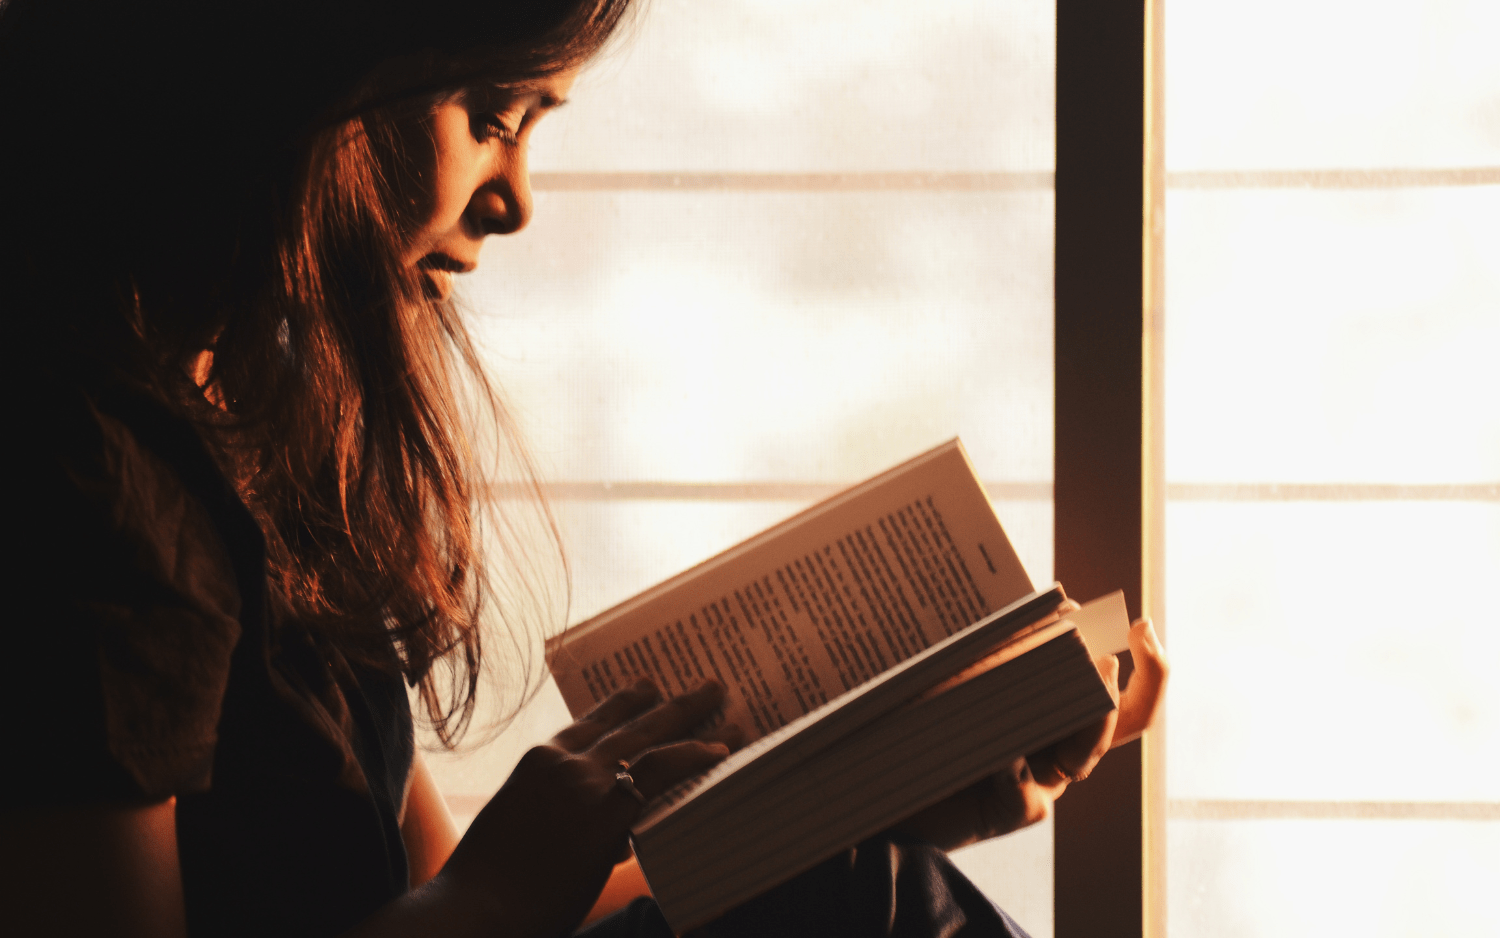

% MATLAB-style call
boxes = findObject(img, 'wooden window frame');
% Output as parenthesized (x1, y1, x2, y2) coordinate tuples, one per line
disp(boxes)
(1053, 1, 1164, 937)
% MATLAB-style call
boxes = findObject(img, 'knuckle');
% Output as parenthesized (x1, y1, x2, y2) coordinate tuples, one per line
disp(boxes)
(1027, 794, 1051, 825)
(559, 755, 609, 794)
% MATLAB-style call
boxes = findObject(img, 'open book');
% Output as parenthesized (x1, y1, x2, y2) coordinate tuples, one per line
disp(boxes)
(547, 439, 1126, 933)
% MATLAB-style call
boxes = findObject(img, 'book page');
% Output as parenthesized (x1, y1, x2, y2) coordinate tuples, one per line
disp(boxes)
(1064, 589, 1131, 656)
(547, 440, 1035, 742)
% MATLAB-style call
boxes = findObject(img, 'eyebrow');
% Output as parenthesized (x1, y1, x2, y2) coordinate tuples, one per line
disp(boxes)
(481, 82, 569, 112)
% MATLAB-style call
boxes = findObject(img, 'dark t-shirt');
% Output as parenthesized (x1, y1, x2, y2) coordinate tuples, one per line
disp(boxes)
(8, 379, 413, 937)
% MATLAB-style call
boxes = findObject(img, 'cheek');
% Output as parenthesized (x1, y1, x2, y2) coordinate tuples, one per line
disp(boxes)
(421, 109, 486, 232)
(402, 150, 480, 265)
(424, 164, 475, 231)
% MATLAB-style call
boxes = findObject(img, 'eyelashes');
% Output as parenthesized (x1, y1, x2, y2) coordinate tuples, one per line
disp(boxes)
(477, 115, 521, 146)
(462, 80, 560, 148)
(461, 90, 522, 146)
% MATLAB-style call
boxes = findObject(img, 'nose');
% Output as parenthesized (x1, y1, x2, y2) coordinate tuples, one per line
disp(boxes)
(473, 150, 533, 237)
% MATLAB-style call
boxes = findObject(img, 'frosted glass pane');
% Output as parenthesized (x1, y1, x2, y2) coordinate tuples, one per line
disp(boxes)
(1164, 187, 1500, 484)
(1166, 0, 1500, 170)
(1168, 819, 1500, 937)
(532, 0, 1055, 172)
(951, 820, 1054, 938)
(460, 190, 1053, 484)
(1165, 501, 1500, 803)
(1166, 4, 1499, 935)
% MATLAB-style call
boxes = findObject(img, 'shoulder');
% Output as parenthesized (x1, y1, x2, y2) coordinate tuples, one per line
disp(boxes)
(17, 380, 246, 619)
(7, 380, 251, 805)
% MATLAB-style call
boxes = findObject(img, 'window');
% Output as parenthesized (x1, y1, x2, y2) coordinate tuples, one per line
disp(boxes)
(427, 2, 1499, 935)
(1163, 1, 1500, 934)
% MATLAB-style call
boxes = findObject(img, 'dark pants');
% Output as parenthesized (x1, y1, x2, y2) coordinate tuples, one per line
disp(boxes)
(578, 835, 1033, 938)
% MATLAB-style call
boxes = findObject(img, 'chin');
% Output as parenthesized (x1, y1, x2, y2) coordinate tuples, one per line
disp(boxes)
(420, 267, 454, 300)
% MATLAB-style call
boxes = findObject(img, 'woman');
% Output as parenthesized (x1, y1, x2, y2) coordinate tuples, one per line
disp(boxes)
(0, 1, 1165, 936)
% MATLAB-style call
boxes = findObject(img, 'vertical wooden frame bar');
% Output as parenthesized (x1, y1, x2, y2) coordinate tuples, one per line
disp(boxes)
(1141, 1, 1166, 934)
(1053, 0, 1162, 936)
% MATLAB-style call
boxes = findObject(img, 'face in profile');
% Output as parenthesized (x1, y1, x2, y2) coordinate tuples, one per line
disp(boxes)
(401, 69, 578, 299)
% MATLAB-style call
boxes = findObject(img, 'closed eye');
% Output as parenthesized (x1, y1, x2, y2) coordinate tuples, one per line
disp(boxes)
(464, 83, 569, 148)
(478, 114, 521, 146)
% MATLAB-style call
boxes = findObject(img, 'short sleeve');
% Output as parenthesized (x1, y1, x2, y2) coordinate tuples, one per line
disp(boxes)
(7, 389, 244, 805)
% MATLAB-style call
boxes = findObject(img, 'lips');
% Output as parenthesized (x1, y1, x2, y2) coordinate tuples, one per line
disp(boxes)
(417, 252, 473, 300)
(419, 252, 472, 274)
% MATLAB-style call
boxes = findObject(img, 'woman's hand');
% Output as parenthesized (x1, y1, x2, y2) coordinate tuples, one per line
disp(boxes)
(436, 680, 733, 937)
(894, 653, 1121, 851)
(894, 617, 1168, 851)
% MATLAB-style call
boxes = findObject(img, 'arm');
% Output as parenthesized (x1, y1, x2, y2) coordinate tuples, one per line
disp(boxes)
(401, 753, 462, 888)
(350, 680, 730, 937)
(0, 799, 188, 938)
(583, 856, 653, 926)
(3, 681, 728, 938)
(403, 748, 653, 922)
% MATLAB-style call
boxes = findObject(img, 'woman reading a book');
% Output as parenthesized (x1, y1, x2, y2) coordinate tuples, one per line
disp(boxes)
(0, 1, 1165, 936)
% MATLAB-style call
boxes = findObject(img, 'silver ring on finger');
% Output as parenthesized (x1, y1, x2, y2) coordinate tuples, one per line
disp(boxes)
(615, 759, 647, 805)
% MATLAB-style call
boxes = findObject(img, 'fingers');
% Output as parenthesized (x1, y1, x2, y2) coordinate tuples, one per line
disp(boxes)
(594, 681, 727, 764)
(1001, 757, 1055, 829)
(697, 720, 747, 753)
(1093, 649, 1122, 705)
(1126, 617, 1167, 688)
(1028, 655, 1118, 788)
(1112, 617, 1168, 748)
(543, 679, 734, 819)
(891, 755, 1050, 851)
(974, 756, 1053, 834)
(551, 679, 660, 752)
(622, 740, 732, 801)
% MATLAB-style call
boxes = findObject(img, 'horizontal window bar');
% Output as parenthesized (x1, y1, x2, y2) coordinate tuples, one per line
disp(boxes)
(529, 168, 1499, 193)
(1169, 799, 1500, 821)
(531, 171, 1053, 192)
(487, 481, 1055, 502)
(450, 796, 1500, 823)
(1166, 167, 1500, 189)
(1166, 482, 1499, 502)
(484, 481, 1497, 502)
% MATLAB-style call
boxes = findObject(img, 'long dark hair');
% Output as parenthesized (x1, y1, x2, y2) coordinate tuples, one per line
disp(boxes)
(0, 0, 635, 745)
